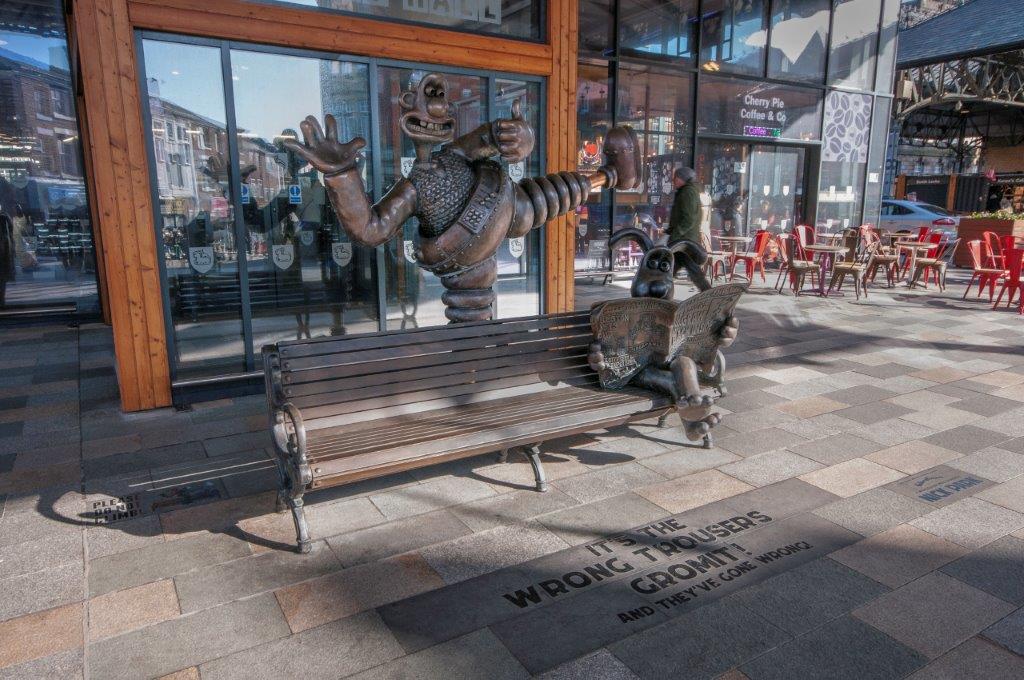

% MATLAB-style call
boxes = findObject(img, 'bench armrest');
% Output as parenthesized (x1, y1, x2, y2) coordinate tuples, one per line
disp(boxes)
(270, 401, 312, 489)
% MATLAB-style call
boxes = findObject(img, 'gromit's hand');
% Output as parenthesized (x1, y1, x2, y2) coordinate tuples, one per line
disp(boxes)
(587, 340, 607, 373)
(717, 315, 739, 349)
(283, 115, 365, 177)
(492, 100, 535, 164)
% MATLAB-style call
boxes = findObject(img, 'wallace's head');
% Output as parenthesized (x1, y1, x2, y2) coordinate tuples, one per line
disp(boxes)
(400, 73, 456, 146)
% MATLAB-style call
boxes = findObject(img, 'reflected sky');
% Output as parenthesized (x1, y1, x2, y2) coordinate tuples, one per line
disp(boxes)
(143, 41, 226, 125)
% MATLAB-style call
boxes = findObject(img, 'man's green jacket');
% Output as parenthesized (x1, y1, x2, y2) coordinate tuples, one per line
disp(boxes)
(668, 181, 703, 244)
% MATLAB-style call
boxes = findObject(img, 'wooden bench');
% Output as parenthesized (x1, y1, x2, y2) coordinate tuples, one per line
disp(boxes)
(262, 311, 675, 552)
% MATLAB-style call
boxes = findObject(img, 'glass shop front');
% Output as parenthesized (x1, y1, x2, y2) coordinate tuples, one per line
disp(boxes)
(136, 34, 544, 384)
(574, 0, 899, 274)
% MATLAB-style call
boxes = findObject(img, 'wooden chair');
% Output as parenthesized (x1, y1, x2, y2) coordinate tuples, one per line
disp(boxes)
(775, 232, 817, 295)
(994, 247, 1024, 309)
(827, 229, 872, 300)
(730, 230, 772, 283)
(962, 239, 1006, 301)
(910, 238, 960, 292)
(864, 232, 900, 288)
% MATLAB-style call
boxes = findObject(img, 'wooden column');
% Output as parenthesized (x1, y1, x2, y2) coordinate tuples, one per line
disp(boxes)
(545, 0, 579, 314)
(72, 0, 172, 411)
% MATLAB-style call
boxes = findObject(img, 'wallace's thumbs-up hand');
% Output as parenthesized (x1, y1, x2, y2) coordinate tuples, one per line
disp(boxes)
(492, 98, 535, 164)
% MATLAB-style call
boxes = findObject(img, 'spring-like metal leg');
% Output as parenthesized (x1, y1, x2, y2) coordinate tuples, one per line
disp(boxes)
(523, 444, 548, 492)
(656, 412, 672, 428)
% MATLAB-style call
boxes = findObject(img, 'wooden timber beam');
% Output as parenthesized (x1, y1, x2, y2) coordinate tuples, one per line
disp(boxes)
(127, 0, 553, 77)
(72, 0, 172, 410)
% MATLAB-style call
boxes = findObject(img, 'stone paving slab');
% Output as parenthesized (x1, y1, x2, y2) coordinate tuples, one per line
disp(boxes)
(831, 524, 970, 589)
(907, 637, 1024, 680)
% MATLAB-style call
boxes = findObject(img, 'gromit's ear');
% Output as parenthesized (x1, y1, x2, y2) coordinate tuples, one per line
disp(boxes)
(608, 227, 654, 253)
(399, 90, 417, 111)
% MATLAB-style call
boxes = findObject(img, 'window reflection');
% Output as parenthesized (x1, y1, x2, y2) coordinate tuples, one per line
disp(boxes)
(230, 50, 378, 347)
(700, 0, 768, 76)
(0, 0, 98, 315)
(828, 0, 882, 91)
(579, 0, 614, 57)
(862, 96, 891, 227)
(768, 0, 830, 83)
(875, 0, 899, 92)
(143, 40, 246, 377)
(616, 64, 693, 240)
(619, 0, 698, 61)
(818, 90, 872, 230)
(378, 67, 485, 329)
(494, 79, 541, 319)
(575, 62, 612, 273)
(249, 0, 541, 41)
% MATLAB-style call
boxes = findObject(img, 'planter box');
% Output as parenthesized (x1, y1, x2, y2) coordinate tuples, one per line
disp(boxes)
(955, 218, 1024, 267)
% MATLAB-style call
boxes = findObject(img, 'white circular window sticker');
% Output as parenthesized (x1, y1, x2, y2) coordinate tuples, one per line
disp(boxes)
(508, 237, 525, 259)
(188, 246, 214, 274)
(403, 240, 418, 264)
(331, 242, 352, 268)
(271, 244, 295, 270)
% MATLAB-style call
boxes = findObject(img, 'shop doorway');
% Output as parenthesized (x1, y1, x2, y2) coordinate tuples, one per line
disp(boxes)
(696, 139, 810, 236)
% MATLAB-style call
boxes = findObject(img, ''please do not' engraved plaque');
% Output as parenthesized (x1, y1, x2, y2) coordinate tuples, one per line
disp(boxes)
(591, 284, 746, 389)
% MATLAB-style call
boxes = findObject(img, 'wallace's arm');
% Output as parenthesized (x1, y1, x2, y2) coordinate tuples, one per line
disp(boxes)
(323, 172, 417, 247)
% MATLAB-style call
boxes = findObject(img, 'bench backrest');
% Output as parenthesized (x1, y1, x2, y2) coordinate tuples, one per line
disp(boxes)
(264, 311, 597, 429)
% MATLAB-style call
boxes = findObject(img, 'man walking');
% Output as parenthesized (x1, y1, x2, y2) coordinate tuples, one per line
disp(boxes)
(667, 166, 704, 279)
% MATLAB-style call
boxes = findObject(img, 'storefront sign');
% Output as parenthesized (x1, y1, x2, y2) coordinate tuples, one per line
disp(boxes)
(188, 246, 214, 274)
(272, 244, 295, 269)
(508, 237, 525, 258)
(332, 241, 353, 267)
(697, 76, 822, 142)
(240, 183, 251, 204)
(288, 184, 302, 204)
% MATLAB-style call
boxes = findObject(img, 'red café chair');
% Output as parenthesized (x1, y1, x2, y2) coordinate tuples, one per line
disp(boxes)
(994, 247, 1024, 309)
(963, 239, 1006, 301)
(730, 230, 773, 283)
(793, 224, 815, 261)
(983, 231, 1006, 269)
(915, 226, 931, 242)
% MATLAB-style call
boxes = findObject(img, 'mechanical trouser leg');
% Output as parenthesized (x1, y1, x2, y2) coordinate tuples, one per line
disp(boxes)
(440, 256, 497, 323)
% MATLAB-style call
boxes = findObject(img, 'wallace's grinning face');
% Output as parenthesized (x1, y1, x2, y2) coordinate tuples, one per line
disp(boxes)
(400, 74, 456, 145)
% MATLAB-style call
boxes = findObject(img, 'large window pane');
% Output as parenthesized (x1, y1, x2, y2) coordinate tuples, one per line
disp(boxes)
(575, 61, 612, 272)
(494, 78, 541, 318)
(616, 64, 694, 239)
(875, 0, 899, 92)
(768, 0, 830, 83)
(696, 75, 823, 141)
(230, 49, 379, 349)
(245, 0, 541, 41)
(818, 90, 872, 230)
(0, 1, 98, 315)
(378, 67, 485, 329)
(700, 0, 768, 76)
(619, 0, 698, 62)
(142, 40, 245, 377)
(862, 96, 891, 227)
(828, 0, 882, 91)
(579, 0, 614, 57)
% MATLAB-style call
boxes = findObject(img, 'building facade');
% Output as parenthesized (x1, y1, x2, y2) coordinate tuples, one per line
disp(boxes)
(1, 0, 898, 410)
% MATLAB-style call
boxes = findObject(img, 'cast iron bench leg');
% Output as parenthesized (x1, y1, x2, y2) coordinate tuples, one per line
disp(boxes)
(523, 444, 548, 492)
(287, 495, 312, 554)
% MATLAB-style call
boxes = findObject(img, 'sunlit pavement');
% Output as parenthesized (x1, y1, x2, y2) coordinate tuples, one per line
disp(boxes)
(3, 270, 1024, 678)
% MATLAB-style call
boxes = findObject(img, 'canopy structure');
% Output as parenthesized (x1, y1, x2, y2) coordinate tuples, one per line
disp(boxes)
(893, 0, 1024, 171)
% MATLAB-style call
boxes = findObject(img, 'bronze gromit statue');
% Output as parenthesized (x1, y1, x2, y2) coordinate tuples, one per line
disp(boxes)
(284, 73, 640, 322)
(588, 228, 740, 445)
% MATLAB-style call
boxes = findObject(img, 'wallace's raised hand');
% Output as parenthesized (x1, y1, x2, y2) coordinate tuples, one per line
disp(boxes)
(492, 100, 535, 164)
(283, 114, 365, 177)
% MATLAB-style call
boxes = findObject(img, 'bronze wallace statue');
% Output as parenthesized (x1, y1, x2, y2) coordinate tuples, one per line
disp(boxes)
(284, 73, 641, 322)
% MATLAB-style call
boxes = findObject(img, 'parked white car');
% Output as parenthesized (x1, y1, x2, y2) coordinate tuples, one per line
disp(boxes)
(878, 199, 960, 237)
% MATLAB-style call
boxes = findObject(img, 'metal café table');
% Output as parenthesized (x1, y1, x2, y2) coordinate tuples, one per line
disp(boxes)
(802, 243, 849, 297)
(717, 235, 752, 278)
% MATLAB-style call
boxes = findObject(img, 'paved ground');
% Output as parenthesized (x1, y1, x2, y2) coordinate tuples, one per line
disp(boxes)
(3, 270, 1024, 679)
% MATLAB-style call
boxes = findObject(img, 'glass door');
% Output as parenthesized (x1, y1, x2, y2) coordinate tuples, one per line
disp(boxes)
(746, 144, 805, 233)
(697, 139, 810, 238)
